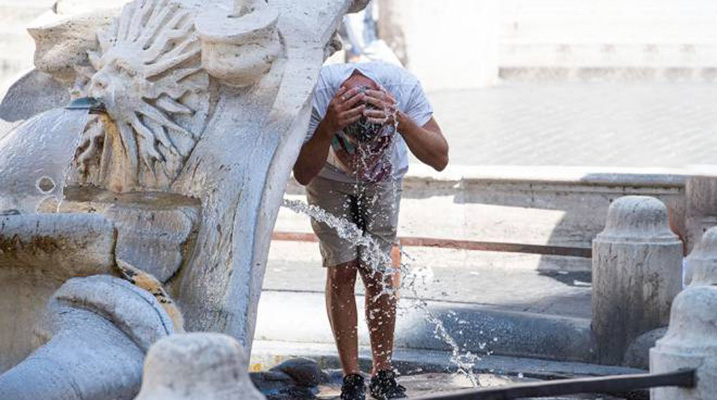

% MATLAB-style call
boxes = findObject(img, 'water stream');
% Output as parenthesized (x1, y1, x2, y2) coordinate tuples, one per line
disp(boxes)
(0, 108, 89, 215)
(282, 198, 481, 386)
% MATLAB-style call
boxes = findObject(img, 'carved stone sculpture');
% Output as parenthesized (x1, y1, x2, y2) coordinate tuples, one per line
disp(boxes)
(0, 0, 368, 366)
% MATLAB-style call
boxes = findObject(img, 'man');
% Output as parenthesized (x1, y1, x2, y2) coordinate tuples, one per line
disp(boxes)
(293, 62, 448, 400)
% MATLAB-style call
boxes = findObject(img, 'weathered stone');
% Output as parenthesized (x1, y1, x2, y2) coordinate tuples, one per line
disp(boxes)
(135, 333, 265, 400)
(624, 327, 667, 369)
(592, 196, 682, 365)
(0, 213, 116, 372)
(104, 204, 200, 283)
(651, 286, 717, 400)
(250, 370, 296, 394)
(28, 8, 117, 84)
(270, 357, 324, 387)
(196, 0, 282, 88)
(0, 213, 115, 274)
(0, 275, 174, 400)
(0, 70, 69, 123)
(685, 225, 717, 286)
(0, 0, 368, 356)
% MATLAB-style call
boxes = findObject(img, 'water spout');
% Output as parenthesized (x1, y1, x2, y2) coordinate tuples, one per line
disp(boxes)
(65, 97, 106, 115)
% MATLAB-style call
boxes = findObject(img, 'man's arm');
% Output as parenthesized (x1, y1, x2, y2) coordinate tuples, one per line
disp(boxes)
(364, 89, 449, 172)
(293, 86, 366, 185)
(396, 114, 448, 171)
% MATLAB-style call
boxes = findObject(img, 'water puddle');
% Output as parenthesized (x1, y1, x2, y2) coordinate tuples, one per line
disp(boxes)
(283, 198, 482, 386)
(0, 108, 89, 215)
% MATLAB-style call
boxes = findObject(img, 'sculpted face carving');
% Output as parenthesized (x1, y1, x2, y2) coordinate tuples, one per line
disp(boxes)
(74, 0, 211, 191)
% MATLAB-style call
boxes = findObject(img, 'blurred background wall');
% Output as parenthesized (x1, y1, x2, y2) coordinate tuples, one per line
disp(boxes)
(2, 0, 717, 93)
(378, 0, 717, 91)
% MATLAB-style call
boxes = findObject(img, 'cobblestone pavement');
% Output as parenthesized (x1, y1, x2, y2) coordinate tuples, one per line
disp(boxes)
(427, 82, 717, 167)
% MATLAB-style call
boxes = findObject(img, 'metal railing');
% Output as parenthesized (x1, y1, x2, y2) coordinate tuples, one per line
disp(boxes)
(414, 369, 695, 400)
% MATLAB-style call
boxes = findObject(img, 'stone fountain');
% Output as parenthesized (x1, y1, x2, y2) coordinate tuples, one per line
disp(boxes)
(0, 0, 367, 398)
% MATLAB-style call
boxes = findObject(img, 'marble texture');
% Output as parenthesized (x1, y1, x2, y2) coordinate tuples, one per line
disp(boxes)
(592, 196, 682, 365)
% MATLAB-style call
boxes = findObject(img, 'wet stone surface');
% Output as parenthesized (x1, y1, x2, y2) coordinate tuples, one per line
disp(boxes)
(316, 372, 626, 400)
(251, 359, 626, 400)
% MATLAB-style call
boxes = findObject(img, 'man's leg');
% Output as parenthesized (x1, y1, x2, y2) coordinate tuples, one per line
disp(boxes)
(357, 180, 402, 375)
(359, 267, 398, 375)
(307, 177, 363, 375)
(326, 259, 362, 375)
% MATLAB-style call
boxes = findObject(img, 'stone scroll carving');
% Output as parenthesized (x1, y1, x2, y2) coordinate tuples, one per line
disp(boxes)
(196, 0, 281, 88)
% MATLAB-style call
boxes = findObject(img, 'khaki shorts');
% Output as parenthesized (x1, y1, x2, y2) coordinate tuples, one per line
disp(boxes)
(306, 176, 402, 269)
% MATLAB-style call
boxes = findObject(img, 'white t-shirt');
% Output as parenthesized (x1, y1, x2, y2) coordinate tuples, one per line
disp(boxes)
(305, 62, 434, 183)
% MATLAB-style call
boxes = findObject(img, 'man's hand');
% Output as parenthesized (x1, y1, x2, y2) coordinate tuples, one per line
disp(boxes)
(362, 89, 398, 126)
(323, 86, 367, 134)
(293, 86, 366, 186)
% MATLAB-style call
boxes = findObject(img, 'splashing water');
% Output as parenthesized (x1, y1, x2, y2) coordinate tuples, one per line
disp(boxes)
(282, 198, 481, 386)
(0, 108, 89, 214)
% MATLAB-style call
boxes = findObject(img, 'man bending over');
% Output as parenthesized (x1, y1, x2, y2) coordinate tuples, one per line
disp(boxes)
(293, 62, 449, 400)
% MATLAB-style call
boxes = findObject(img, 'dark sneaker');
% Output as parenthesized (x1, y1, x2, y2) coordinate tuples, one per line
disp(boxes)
(369, 370, 407, 399)
(341, 374, 366, 400)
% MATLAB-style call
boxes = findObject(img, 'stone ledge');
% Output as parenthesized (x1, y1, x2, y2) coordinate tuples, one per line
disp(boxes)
(286, 164, 689, 194)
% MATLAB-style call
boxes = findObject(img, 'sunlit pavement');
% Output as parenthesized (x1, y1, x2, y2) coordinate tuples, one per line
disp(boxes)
(254, 240, 642, 382)
(428, 82, 717, 168)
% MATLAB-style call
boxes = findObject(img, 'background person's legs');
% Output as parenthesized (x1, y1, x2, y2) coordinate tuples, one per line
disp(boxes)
(326, 259, 362, 376)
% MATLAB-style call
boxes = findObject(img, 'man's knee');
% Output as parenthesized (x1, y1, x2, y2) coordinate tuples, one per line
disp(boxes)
(327, 259, 360, 290)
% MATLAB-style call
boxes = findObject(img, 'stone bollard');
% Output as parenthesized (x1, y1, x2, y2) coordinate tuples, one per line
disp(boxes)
(685, 226, 717, 286)
(134, 333, 265, 400)
(650, 286, 717, 400)
(592, 196, 683, 365)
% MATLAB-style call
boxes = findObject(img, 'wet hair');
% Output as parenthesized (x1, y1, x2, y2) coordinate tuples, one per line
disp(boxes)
(343, 85, 385, 142)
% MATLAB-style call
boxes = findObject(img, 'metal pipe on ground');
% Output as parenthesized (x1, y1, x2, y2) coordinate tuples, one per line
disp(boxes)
(412, 369, 695, 400)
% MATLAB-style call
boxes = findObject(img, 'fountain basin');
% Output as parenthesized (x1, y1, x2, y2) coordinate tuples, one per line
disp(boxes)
(0, 213, 116, 372)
